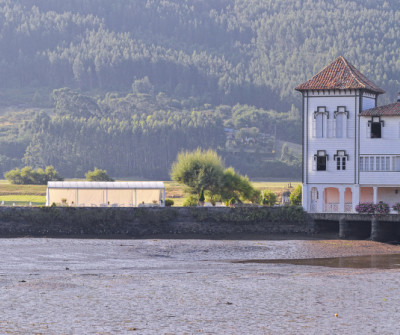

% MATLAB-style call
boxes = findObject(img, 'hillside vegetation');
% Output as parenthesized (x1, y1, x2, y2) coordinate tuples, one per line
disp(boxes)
(1, 0, 399, 178)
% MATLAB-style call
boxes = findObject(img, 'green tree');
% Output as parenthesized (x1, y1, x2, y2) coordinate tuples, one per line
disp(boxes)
(262, 189, 277, 206)
(171, 149, 260, 203)
(170, 149, 224, 196)
(220, 167, 260, 203)
(289, 185, 302, 206)
(85, 168, 114, 181)
(4, 166, 63, 184)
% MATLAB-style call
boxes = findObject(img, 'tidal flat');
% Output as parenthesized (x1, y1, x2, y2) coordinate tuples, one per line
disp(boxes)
(0, 238, 400, 334)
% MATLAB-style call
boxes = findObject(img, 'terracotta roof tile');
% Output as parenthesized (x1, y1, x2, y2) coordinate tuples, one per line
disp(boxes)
(295, 56, 385, 94)
(360, 102, 400, 116)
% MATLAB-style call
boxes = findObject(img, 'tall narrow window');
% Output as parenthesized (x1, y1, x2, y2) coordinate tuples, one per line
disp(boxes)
(334, 150, 348, 171)
(369, 116, 383, 138)
(314, 150, 328, 171)
(317, 156, 326, 171)
(336, 113, 344, 138)
(360, 157, 364, 171)
(370, 157, 375, 171)
(313, 107, 328, 138)
(334, 107, 348, 138)
(316, 113, 324, 138)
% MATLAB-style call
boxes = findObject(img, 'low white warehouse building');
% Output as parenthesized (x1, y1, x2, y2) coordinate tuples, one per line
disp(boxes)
(46, 181, 165, 207)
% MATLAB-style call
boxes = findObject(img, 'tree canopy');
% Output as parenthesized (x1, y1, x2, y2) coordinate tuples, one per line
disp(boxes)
(4, 165, 63, 185)
(85, 168, 114, 182)
(171, 149, 260, 203)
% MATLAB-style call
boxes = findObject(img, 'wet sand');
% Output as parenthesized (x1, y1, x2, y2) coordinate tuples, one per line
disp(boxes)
(0, 238, 400, 334)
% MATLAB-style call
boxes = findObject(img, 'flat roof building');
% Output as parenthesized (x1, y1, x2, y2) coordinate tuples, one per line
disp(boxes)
(46, 181, 165, 207)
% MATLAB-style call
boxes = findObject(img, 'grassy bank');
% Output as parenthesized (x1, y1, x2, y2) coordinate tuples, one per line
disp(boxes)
(0, 180, 300, 206)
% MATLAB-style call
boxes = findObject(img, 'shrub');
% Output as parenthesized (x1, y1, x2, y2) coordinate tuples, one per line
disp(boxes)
(165, 199, 174, 207)
(85, 167, 114, 181)
(262, 189, 277, 207)
(393, 203, 400, 212)
(355, 202, 376, 214)
(355, 202, 390, 215)
(183, 195, 198, 207)
(4, 165, 63, 185)
(375, 201, 390, 215)
(289, 185, 302, 206)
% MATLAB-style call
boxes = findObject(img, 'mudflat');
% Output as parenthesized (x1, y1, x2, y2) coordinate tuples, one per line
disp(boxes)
(0, 238, 400, 334)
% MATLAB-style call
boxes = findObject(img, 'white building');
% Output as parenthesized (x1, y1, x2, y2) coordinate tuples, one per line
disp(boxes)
(47, 181, 165, 207)
(296, 56, 400, 213)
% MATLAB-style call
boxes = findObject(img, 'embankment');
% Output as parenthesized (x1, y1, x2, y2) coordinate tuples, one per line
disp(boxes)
(0, 206, 312, 238)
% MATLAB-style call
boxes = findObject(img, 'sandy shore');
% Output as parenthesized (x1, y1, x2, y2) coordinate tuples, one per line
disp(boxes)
(0, 238, 400, 334)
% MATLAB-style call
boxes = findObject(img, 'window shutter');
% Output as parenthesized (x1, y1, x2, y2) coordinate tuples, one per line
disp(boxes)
(330, 119, 336, 138)
(312, 157, 316, 171)
(366, 123, 371, 138)
(312, 119, 316, 138)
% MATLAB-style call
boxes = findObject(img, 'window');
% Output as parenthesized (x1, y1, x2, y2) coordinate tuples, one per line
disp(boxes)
(316, 113, 324, 138)
(334, 150, 348, 171)
(334, 107, 348, 138)
(317, 156, 326, 171)
(314, 150, 328, 171)
(336, 157, 346, 170)
(371, 122, 381, 138)
(369, 116, 383, 138)
(313, 107, 328, 138)
(360, 156, 396, 171)
(336, 113, 344, 138)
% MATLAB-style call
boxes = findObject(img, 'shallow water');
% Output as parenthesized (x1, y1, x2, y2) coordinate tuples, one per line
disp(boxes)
(1, 238, 400, 334)
(233, 253, 400, 269)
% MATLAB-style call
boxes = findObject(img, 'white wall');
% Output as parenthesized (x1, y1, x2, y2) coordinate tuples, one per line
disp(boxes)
(360, 172, 400, 185)
(360, 116, 400, 154)
(305, 91, 358, 184)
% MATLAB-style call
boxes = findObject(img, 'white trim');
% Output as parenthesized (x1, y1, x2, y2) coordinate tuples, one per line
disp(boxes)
(47, 181, 165, 189)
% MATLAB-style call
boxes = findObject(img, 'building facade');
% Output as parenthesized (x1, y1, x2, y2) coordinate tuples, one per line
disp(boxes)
(296, 56, 400, 213)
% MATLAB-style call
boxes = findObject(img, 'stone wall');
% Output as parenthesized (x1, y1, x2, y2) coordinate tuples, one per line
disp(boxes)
(0, 206, 312, 238)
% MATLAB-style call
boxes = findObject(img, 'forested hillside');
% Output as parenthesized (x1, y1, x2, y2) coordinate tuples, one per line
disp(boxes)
(1, 0, 399, 178)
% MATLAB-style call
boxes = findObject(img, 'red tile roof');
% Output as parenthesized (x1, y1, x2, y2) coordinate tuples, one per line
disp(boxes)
(295, 56, 385, 94)
(360, 102, 400, 116)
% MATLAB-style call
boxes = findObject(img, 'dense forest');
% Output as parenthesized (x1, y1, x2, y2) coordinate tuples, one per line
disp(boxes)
(1, 0, 400, 179)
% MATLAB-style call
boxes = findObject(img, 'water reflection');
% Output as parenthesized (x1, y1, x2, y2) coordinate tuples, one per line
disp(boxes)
(233, 253, 400, 269)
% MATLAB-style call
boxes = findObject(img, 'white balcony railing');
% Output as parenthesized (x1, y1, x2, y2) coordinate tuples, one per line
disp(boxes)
(344, 203, 353, 212)
(324, 203, 339, 213)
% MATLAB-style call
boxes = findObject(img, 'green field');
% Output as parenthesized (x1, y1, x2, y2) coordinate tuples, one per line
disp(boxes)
(0, 180, 300, 207)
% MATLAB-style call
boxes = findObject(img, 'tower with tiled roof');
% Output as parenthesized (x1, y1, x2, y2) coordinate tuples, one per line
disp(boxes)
(295, 56, 396, 213)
